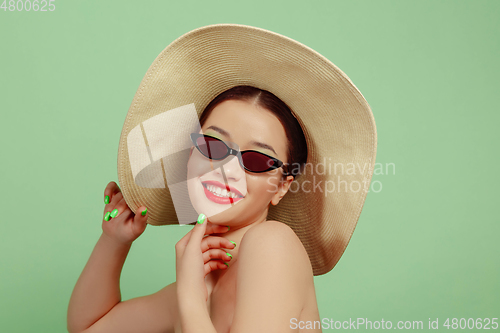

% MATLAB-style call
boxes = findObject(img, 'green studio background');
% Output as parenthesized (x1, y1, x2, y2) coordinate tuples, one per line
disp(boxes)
(1, 1, 499, 332)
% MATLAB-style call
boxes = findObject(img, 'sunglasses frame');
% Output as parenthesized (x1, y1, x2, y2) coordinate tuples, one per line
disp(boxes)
(190, 133, 289, 175)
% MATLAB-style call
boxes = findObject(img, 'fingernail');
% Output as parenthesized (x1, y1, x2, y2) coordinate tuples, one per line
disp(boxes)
(230, 241, 236, 248)
(104, 212, 111, 221)
(104, 195, 110, 204)
(223, 262, 229, 267)
(226, 253, 232, 260)
(141, 208, 148, 216)
(226, 225, 230, 231)
(197, 213, 206, 224)
(110, 209, 119, 218)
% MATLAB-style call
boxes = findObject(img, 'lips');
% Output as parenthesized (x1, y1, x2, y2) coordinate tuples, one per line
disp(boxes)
(201, 180, 245, 205)
(202, 180, 244, 197)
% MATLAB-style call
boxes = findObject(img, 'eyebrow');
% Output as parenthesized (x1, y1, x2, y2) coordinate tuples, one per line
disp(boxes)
(206, 125, 278, 155)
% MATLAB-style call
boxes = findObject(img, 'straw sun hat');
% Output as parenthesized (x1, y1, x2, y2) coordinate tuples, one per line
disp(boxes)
(117, 23, 377, 275)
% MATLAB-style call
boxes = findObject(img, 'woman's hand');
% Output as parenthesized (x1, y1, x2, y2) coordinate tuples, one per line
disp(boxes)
(101, 181, 148, 246)
(175, 214, 235, 305)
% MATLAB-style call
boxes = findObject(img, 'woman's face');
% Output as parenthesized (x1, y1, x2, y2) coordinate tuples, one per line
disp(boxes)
(187, 99, 294, 227)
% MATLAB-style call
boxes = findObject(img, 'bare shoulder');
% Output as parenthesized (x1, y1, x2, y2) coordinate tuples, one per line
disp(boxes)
(246, 219, 296, 236)
(243, 220, 307, 251)
(240, 220, 314, 279)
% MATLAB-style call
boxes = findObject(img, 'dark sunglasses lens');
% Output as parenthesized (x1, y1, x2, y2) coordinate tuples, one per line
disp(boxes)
(195, 136, 228, 159)
(241, 151, 276, 172)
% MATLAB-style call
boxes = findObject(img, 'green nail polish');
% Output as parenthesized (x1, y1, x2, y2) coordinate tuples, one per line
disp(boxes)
(224, 262, 229, 267)
(110, 209, 119, 218)
(197, 213, 206, 224)
(141, 208, 147, 216)
(230, 241, 236, 248)
(104, 195, 110, 204)
(104, 212, 111, 221)
(227, 225, 230, 231)
(226, 253, 232, 259)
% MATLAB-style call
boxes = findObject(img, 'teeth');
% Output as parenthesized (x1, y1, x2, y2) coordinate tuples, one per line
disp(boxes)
(205, 184, 240, 198)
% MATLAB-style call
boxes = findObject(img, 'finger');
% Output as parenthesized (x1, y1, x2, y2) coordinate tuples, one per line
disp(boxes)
(109, 191, 123, 206)
(176, 214, 214, 250)
(104, 202, 131, 222)
(202, 249, 233, 264)
(130, 206, 148, 236)
(104, 181, 121, 204)
(204, 260, 228, 276)
(176, 224, 195, 251)
(205, 222, 231, 235)
(186, 213, 208, 251)
(105, 197, 128, 220)
(103, 192, 123, 220)
(104, 191, 123, 212)
(200, 236, 236, 252)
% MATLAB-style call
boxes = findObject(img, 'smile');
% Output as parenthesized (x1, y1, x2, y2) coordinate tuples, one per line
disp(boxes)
(201, 180, 244, 204)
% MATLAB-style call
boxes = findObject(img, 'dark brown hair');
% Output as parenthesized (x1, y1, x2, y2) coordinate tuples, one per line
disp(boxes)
(199, 85, 308, 179)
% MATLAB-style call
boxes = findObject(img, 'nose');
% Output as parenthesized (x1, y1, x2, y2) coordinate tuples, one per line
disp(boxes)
(215, 153, 245, 182)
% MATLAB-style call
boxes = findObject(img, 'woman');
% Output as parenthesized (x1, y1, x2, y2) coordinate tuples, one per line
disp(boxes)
(67, 24, 377, 333)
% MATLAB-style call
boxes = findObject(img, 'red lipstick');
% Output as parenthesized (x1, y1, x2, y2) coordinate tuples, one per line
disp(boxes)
(201, 180, 244, 205)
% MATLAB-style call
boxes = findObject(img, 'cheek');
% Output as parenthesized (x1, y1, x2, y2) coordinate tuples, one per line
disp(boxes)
(187, 155, 202, 197)
(187, 153, 197, 177)
(187, 150, 212, 179)
(247, 172, 282, 199)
